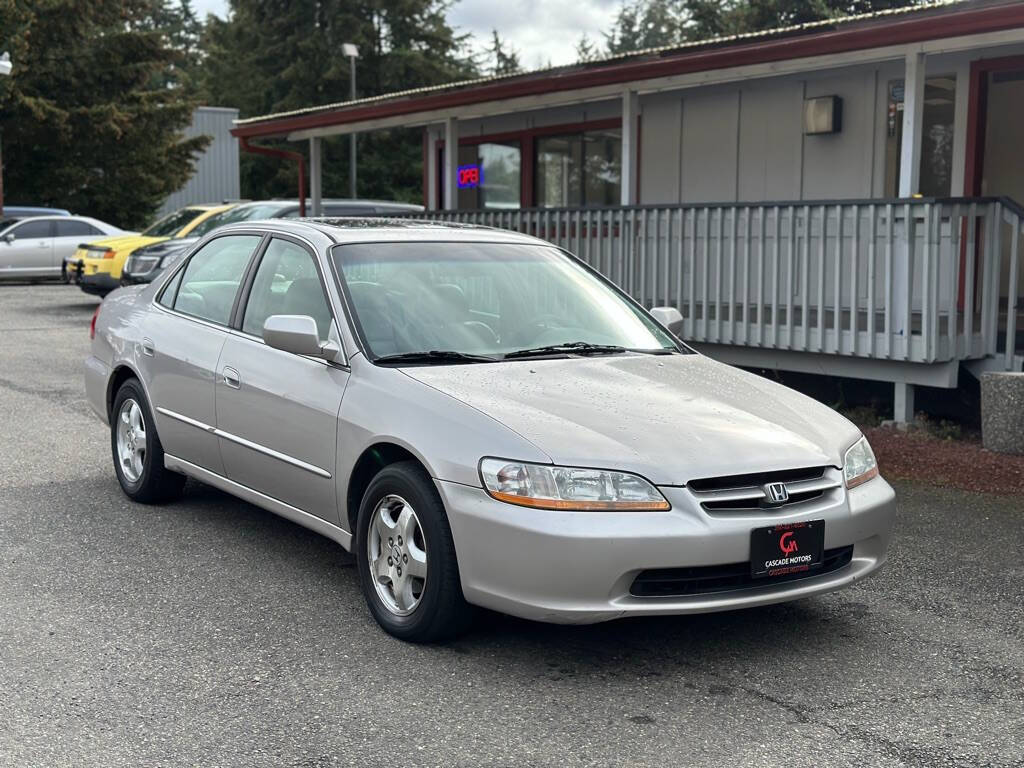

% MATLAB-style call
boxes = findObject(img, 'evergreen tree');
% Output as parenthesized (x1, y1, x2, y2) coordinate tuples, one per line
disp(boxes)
(575, 33, 600, 63)
(603, 0, 924, 56)
(0, 1, 208, 228)
(198, 0, 477, 203)
(486, 30, 521, 76)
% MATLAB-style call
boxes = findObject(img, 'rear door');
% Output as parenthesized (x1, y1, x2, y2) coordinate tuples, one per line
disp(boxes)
(53, 219, 103, 268)
(0, 219, 55, 277)
(146, 233, 264, 474)
(215, 236, 348, 523)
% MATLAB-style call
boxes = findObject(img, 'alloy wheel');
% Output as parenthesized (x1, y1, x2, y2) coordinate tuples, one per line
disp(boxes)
(366, 494, 428, 616)
(116, 398, 146, 483)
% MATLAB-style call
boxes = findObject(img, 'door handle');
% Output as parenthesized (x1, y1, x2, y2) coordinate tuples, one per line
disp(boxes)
(38, 241, 49, 248)
(223, 367, 241, 389)
(141, 338, 155, 357)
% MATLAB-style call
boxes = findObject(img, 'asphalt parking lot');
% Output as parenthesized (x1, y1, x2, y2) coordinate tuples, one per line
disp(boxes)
(1, 283, 1022, 768)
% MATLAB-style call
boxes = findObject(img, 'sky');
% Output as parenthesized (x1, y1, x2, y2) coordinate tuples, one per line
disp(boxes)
(190, 0, 621, 70)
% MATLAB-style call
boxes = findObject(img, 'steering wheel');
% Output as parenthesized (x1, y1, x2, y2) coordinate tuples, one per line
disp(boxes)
(462, 320, 499, 345)
(522, 313, 568, 343)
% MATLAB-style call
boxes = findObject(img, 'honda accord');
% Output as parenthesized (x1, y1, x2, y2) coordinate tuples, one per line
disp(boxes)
(84, 219, 895, 642)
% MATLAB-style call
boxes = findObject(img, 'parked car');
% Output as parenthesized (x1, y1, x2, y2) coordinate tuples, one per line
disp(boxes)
(70, 203, 234, 296)
(2, 205, 71, 217)
(85, 219, 895, 642)
(0, 215, 125, 281)
(120, 199, 425, 285)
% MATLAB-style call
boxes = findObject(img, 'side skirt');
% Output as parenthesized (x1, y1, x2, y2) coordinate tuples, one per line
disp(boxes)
(164, 453, 353, 551)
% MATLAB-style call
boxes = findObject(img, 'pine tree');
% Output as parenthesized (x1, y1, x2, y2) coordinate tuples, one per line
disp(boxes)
(0, 1, 208, 228)
(487, 30, 521, 76)
(197, 0, 477, 203)
(603, 0, 924, 57)
(575, 33, 600, 63)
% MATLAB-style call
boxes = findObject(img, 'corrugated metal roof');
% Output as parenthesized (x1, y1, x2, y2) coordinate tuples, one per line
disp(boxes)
(235, 0, 966, 127)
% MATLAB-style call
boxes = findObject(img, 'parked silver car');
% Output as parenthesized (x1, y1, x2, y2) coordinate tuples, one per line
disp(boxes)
(85, 219, 896, 641)
(0, 215, 125, 280)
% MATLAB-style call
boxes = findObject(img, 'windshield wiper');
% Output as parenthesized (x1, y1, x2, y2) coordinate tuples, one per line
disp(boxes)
(503, 342, 627, 360)
(374, 350, 499, 366)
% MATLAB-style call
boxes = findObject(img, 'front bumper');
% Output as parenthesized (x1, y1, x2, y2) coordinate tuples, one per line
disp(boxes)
(438, 473, 896, 624)
(79, 272, 120, 296)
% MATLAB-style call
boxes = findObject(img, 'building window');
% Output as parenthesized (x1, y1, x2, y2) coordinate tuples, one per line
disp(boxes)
(884, 75, 957, 197)
(455, 142, 522, 210)
(536, 129, 621, 207)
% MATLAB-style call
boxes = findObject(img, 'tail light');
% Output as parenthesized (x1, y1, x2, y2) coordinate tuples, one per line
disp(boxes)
(89, 306, 100, 340)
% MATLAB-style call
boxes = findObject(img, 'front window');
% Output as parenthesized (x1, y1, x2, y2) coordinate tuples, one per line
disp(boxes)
(456, 142, 522, 210)
(536, 130, 621, 208)
(332, 241, 679, 360)
(143, 208, 206, 238)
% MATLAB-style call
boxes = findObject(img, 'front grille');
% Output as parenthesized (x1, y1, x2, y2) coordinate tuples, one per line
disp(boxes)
(688, 466, 841, 513)
(630, 545, 854, 598)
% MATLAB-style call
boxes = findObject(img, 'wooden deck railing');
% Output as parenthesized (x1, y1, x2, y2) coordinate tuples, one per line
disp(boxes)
(405, 197, 1023, 372)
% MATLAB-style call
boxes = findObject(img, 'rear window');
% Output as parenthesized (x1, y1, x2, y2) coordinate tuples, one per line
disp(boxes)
(55, 220, 101, 237)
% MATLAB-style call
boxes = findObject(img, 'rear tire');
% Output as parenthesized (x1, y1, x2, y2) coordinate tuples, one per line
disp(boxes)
(356, 461, 473, 642)
(110, 379, 185, 503)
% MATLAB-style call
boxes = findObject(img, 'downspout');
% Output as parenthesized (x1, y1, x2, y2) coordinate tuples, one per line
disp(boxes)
(238, 137, 307, 216)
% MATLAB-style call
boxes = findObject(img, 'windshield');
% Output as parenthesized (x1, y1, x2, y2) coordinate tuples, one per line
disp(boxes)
(189, 203, 286, 237)
(142, 208, 205, 238)
(331, 241, 682, 361)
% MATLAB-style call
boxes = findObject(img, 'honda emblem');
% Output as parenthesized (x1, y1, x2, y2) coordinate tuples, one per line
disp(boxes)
(764, 482, 789, 505)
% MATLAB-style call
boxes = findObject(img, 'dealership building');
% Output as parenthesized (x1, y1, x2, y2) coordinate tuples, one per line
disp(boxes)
(232, 0, 1024, 420)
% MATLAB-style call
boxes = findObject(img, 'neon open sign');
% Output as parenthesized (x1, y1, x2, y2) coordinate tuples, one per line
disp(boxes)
(457, 164, 482, 189)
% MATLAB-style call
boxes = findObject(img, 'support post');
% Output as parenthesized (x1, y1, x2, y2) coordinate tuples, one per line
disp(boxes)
(621, 90, 639, 206)
(894, 51, 925, 339)
(898, 52, 926, 197)
(894, 381, 916, 423)
(349, 55, 357, 199)
(426, 128, 439, 211)
(443, 116, 458, 211)
(309, 137, 322, 216)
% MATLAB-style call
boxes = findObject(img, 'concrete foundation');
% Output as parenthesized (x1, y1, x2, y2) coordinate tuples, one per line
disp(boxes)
(980, 372, 1024, 455)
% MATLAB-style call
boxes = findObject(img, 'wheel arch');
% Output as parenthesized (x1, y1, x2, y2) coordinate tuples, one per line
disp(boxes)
(106, 363, 147, 421)
(346, 442, 432, 535)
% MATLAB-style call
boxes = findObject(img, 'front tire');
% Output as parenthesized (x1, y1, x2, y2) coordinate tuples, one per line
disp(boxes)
(110, 379, 185, 503)
(356, 461, 473, 642)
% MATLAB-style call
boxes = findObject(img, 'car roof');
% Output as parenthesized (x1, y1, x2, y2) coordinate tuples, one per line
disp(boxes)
(212, 217, 544, 246)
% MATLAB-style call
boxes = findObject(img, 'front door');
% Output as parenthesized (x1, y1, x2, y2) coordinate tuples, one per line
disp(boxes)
(146, 233, 264, 474)
(0, 219, 55, 277)
(216, 236, 347, 523)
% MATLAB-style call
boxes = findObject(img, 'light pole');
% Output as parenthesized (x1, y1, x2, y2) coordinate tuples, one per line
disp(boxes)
(0, 52, 10, 216)
(342, 43, 359, 199)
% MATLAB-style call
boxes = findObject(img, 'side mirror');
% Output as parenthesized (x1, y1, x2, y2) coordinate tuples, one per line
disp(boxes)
(650, 306, 684, 335)
(2, 233, 14, 244)
(263, 314, 339, 359)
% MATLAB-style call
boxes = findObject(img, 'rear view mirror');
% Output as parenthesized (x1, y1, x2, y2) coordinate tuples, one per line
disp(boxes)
(650, 306, 684, 335)
(263, 314, 338, 359)
(2, 233, 14, 244)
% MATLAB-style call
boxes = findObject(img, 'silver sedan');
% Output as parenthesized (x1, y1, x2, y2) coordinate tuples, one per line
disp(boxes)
(85, 219, 896, 642)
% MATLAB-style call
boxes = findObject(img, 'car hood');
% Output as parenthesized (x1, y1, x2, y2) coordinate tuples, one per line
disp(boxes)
(401, 354, 861, 485)
(79, 235, 170, 257)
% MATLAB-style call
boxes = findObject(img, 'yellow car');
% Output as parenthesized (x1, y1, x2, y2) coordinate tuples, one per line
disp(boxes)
(72, 204, 234, 296)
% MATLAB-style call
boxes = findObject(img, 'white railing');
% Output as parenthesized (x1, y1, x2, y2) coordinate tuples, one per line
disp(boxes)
(408, 198, 1023, 371)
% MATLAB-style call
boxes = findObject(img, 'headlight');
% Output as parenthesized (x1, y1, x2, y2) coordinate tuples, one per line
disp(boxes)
(479, 458, 670, 511)
(843, 436, 878, 489)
